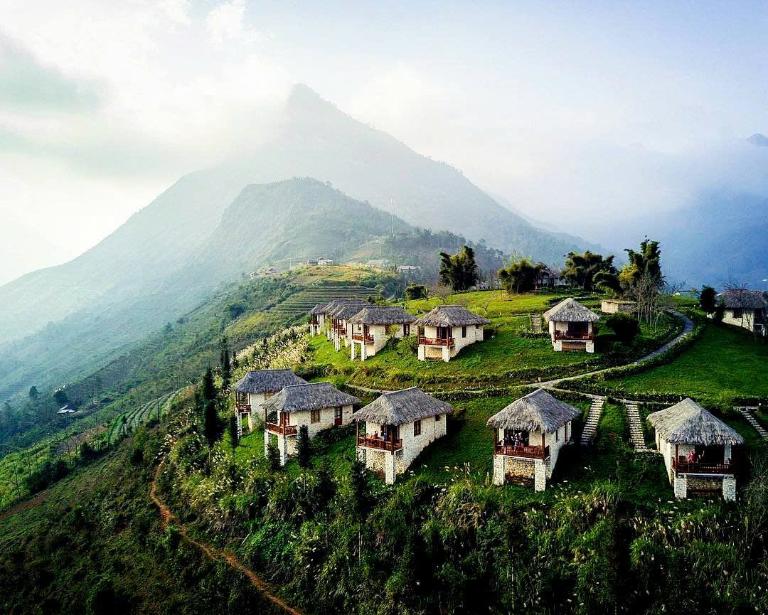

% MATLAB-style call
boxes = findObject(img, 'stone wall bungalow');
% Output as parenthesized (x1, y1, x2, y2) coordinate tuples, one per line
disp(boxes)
(234, 369, 307, 432)
(718, 289, 767, 336)
(413, 305, 490, 362)
(262, 383, 360, 466)
(543, 298, 600, 353)
(348, 306, 416, 361)
(353, 388, 453, 484)
(647, 398, 744, 501)
(327, 299, 369, 350)
(487, 389, 579, 491)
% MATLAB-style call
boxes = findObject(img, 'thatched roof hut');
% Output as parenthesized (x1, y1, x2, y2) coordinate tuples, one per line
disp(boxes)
(413, 305, 490, 327)
(647, 398, 744, 446)
(261, 383, 360, 413)
(310, 303, 327, 316)
(235, 369, 307, 394)
(543, 298, 600, 323)
(327, 299, 369, 319)
(486, 389, 580, 433)
(720, 289, 768, 310)
(348, 306, 416, 326)
(353, 388, 453, 425)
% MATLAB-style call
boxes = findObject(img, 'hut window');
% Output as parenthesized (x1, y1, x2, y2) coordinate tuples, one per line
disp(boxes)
(404, 324, 410, 336)
(733, 309, 743, 318)
(435, 414, 441, 422)
(555, 429, 559, 442)
(461, 326, 467, 338)
(311, 409, 321, 423)
(414, 420, 422, 436)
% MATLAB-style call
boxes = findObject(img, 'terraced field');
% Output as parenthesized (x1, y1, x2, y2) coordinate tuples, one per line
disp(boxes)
(269, 285, 377, 318)
(105, 390, 181, 445)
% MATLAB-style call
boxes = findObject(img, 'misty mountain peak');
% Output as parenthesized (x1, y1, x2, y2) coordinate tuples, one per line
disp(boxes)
(285, 83, 341, 120)
(747, 133, 768, 147)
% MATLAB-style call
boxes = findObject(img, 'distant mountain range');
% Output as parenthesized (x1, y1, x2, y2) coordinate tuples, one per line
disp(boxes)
(0, 84, 590, 398)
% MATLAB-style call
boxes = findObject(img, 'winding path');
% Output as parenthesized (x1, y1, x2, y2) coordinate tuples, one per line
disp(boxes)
(149, 462, 302, 615)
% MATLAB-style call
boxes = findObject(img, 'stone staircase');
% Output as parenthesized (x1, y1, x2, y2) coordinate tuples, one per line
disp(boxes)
(735, 406, 768, 441)
(625, 401, 648, 451)
(580, 397, 604, 446)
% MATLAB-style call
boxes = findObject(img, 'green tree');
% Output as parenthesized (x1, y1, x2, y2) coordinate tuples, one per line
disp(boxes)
(605, 313, 640, 345)
(53, 388, 69, 406)
(220, 337, 231, 390)
(201, 367, 216, 403)
(700, 286, 717, 313)
(619, 239, 663, 289)
(203, 400, 220, 448)
(266, 442, 281, 471)
(349, 458, 372, 520)
(28, 386, 39, 401)
(297, 425, 311, 468)
(228, 415, 238, 450)
(405, 284, 428, 300)
(562, 251, 616, 291)
(497, 258, 545, 293)
(438, 245, 478, 291)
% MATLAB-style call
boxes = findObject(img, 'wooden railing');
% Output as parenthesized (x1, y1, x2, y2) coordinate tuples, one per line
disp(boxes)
(357, 435, 403, 452)
(352, 333, 375, 344)
(418, 336, 455, 348)
(554, 331, 594, 341)
(266, 422, 297, 436)
(495, 444, 549, 459)
(673, 459, 734, 474)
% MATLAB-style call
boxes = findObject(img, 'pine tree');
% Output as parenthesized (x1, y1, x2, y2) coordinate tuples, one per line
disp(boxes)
(228, 415, 238, 450)
(203, 400, 220, 448)
(349, 458, 371, 520)
(700, 286, 717, 313)
(266, 442, 281, 471)
(297, 425, 311, 468)
(201, 367, 216, 402)
(28, 386, 39, 401)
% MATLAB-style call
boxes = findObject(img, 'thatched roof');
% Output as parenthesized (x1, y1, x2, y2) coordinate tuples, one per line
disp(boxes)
(353, 388, 453, 426)
(261, 383, 360, 413)
(720, 289, 767, 310)
(234, 369, 307, 394)
(414, 305, 490, 327)
(348, 306, 416, 325)
(310, 304, 327, 315)
(647, 398, 744, 446)
(486, 389, 580, 433)
(328, 299, 369, 319)
(543, 298, 600, 323)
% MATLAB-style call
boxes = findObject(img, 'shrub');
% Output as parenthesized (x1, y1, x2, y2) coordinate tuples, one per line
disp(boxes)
(605, 313, 640, 345)
(405, 284, 428, 300)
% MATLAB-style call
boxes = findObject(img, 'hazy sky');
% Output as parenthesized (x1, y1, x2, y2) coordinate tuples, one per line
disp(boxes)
(2, 1, 768, 284)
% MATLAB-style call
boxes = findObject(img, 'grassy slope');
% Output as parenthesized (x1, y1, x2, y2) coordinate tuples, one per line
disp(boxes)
(597, 325, 768, 405)
(0, 432, 281, 614)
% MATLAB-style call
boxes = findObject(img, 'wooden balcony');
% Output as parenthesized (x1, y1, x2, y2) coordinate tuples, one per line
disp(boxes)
(352, 333, 375, 344)
(357, 435, 403, 452)
(418, 336, 455, 348)
(673, 459, 734, 475)
(495, 444, 549, 460)
(554, 331, 594, 341)
(265, 422, 297, 436)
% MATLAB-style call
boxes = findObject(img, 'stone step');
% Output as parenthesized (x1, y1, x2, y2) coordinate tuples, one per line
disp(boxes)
(736, 407, 768, 440)
(581, 398, 605, 446)
(625, 402, 648, 451)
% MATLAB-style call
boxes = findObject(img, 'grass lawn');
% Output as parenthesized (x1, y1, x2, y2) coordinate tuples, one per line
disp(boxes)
(596, 325, 768, 405)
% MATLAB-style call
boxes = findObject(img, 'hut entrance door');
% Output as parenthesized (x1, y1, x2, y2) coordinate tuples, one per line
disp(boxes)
(334, 407, 343, 426)
(437, 326, 451, 340)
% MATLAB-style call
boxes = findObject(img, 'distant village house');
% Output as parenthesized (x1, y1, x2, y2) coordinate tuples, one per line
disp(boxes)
(487, 389, 579, 491)
(414, 305, 490, 362)
(353, 388, 453, 484)
(600, 298, 637, 314)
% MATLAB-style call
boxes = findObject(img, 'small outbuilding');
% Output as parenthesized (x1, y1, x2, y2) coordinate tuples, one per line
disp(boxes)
(647, 398, 744, 501)
(600, 298, 637, 314)
(487, 389, 579, 491)
(234, 369, 307, 431)
(348, 306, 416, 360)
(413, 305, 490, 362)
(719, 289, 767, 336)
(353, 388, 453, 484)
(543, 298, 600, 353)
(262, 382, 360, 466)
